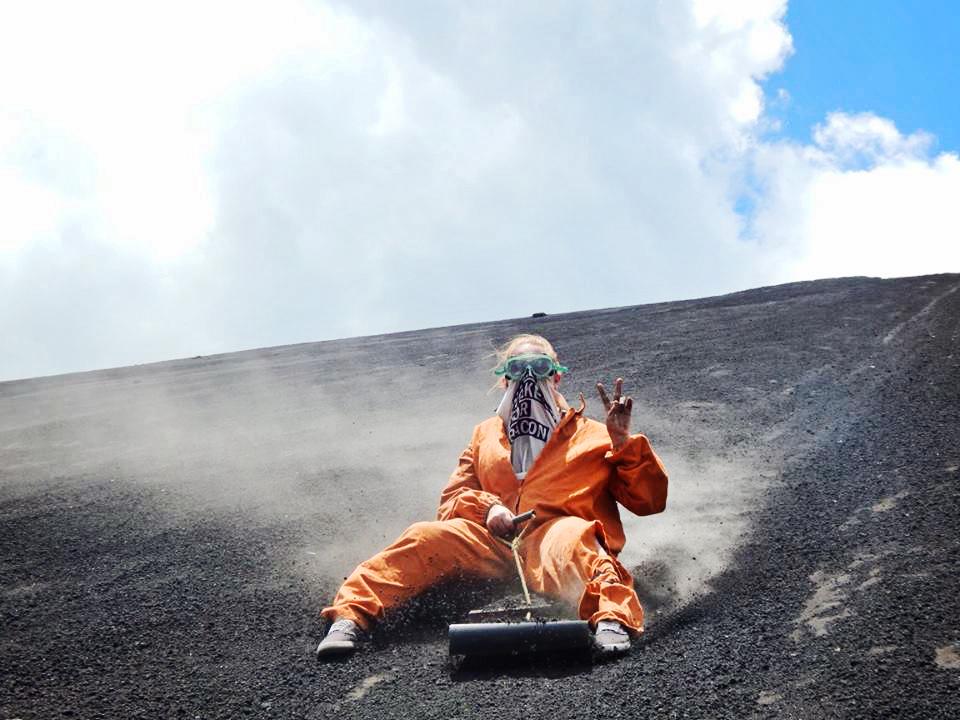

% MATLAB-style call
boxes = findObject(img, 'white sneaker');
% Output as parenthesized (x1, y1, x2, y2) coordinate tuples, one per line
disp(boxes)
(593, 620, 631, 655)
(316, 619, 360, 659)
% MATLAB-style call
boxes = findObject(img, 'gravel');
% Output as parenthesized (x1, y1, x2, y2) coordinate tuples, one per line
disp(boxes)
(2, 273, 958, 719)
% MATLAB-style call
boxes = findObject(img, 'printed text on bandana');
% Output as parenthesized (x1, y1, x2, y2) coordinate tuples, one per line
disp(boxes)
(508, 372, 556, 443)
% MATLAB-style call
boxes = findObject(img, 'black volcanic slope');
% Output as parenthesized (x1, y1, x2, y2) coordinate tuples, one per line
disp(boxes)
(2, 274, 958, 719)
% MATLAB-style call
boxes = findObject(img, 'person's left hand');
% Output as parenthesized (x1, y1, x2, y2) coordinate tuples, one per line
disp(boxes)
(596, 377, 632, 451)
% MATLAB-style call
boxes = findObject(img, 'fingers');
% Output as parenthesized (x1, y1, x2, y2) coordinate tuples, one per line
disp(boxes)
(596, 382, 611, 410)
(486, 504, 516, 538)
(600, 378, 635, 417)
(492, 515, 514, 538)
(599, 379, 628, 408)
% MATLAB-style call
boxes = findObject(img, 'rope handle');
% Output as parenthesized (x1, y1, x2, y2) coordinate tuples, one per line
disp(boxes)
(511, 510, 536, 605)
(511, 538, 532, 606)
(492, 509, 537, 606)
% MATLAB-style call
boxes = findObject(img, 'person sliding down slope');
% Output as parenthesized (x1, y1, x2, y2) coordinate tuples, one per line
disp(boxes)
(316, 333, 668, 658)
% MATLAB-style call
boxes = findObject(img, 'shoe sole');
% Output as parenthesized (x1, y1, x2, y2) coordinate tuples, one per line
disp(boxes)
(594, 641, 631, 654)
(316, 640, 357, 658)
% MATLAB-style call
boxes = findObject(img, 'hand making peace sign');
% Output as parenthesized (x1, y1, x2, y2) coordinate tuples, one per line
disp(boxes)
(596, 377, 632, 451)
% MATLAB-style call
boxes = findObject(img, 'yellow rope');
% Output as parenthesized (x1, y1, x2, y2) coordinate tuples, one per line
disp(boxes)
(494, 516, 535, 616)
(493, 525, 533, 606)
(512, 536, 532, 606)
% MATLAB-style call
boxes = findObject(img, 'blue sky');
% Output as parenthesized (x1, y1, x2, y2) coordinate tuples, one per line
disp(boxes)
(770, 0, 959, 151)
(1, 1, 958, 381)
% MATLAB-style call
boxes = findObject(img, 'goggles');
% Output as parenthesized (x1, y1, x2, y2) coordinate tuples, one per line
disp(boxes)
(494, 353, 569, 381)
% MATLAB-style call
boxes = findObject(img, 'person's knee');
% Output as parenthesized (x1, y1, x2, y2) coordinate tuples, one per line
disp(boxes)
(542, 516, 601, 557)
(399, 519, 492, 572)
(401, 520, 468, 548)
(551, 516, 596, 536)
(402, 520, 444, 541)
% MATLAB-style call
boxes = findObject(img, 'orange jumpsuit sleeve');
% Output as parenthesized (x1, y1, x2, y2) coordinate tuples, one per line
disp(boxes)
(436, 426, 503, 525)
(604, 433, 668, 516)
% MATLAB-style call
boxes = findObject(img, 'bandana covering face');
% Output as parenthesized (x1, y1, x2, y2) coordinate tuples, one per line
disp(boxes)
(495, 367, 561, 479)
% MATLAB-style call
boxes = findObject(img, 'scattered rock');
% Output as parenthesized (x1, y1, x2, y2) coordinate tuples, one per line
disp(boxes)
(934, 643, 960, 670)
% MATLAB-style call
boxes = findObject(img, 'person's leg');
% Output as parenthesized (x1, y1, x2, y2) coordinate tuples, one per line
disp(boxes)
(520, 516, 644, 633)
(320, 518, 512, 631)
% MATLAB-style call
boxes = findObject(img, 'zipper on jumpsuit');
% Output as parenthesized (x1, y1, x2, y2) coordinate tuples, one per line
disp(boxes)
(509, 408, 579, 514)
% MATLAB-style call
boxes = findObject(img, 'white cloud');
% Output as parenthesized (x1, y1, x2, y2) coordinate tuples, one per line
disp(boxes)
(0, 169, 64, 254)
(0, 1, 956, 381)
(812, 112, 934, 166)
(749, 112, 960, 281)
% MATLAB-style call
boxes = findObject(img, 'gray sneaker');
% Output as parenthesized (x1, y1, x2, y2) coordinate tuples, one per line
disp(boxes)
(316, 619, 361, 659)
(593, 620, 631, 655)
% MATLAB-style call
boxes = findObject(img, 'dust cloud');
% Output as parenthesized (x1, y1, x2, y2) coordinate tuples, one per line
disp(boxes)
(1, 329, 772, 616)
(0, 333, 503, 581)
(607, 398, 772, 609)
(618, 450, 769, 606)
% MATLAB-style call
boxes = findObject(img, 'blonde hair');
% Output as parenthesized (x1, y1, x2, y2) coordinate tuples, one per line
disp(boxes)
(490, 333, 560, 388)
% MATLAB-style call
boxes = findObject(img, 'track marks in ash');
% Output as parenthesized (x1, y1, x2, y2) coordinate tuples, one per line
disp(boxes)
(790, 551, 889, 642)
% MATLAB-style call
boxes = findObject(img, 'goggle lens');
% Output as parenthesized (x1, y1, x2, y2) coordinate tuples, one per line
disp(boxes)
(497, 354, 568, 380)
(508, 356, 550, 377)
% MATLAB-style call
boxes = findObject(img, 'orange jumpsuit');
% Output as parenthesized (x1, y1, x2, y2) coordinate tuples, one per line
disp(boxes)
(320, 404, 668, 632)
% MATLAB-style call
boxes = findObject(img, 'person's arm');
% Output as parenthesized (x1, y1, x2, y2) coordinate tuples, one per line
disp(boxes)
(436, 425, 503, 525)
(596, 378, 668, 516)
(605, 433, 668, 515)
